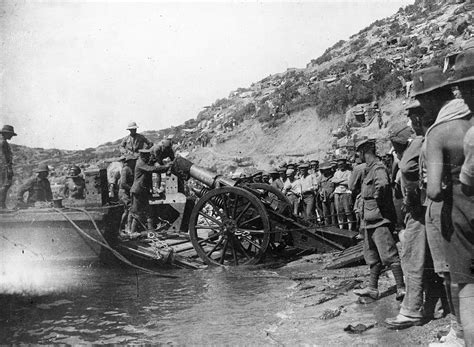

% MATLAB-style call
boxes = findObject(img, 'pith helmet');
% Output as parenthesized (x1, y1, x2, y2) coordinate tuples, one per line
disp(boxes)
(411, 66, 448, 96)
(286, 168, 295, 176)
(298, 163, 309, 169)
(126, 121, 138, 130)
(448, 47, 474, 84)
(1, 125, 17, 136)
(34, 163, 49, 173)
(138, 148, 151, 154)
(269, 168, 279, 175)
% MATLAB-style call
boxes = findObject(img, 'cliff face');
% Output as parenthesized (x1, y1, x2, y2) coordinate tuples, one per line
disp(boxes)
(10, 0, 473, 177)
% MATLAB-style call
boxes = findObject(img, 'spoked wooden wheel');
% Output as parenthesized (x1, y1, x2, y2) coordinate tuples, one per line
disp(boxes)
(188, 186, 271, 266)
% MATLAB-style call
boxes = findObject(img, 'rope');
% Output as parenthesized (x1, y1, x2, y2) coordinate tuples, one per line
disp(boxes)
(52, 207, 179, 279)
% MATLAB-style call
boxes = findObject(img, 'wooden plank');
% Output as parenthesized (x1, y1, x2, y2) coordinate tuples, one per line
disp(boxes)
(325, 242, 365, 270)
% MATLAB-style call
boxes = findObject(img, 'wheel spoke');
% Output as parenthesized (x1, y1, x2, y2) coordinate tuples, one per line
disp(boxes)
(239, 215, 262, 228)
(219, 237, 229, 264)
(199, 211, 222, 226)
(206, 237, 224, 257)
(231, 238, 239, 265)
(197, 230, 224, 244)
(239, 235, 263, 250)
(235, 202, 252, 223)
(231, 195, 240, 219)
(234, 238, 251, 260)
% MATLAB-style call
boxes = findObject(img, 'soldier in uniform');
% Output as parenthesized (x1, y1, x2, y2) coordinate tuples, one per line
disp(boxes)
(17, 163, 53, 206)
(62, 165, 85, 199)
(283, 168, 301, 215)
(150, 139, 175, 193)
(310, 160, 323, 222)
(120, 121, 153, 158)
(129, 149, 172, 233)
(319, 161, 337, 226)
(270, 169, 284, 191)
(0, 125, 17, 209)
(352, 139, 405, 301)
(331, 158, 354, 230)
(118, 155, 135, 233)
(261, 172, 270, 184)
(298, 163, 318, 221)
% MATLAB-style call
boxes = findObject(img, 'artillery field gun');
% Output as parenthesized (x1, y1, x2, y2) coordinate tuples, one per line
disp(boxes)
(162, 157, 357, 266)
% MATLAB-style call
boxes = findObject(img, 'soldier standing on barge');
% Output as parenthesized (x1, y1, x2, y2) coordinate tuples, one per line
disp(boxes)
(0, 125, 17, 209)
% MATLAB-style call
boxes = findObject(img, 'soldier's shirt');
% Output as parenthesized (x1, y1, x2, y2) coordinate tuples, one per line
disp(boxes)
(331, 169, 351, 194)
(120, 133, 153, 156)
(300, 174, 318, 194)
(271, 178, 284, 191)
(119, 165, 134, 194)
(150, 143, 175, 164)
(18, 176, 53, 204)
(0, 136, 13, 168)
(283, 178, 301, 196)
(399, 136, 423, 207)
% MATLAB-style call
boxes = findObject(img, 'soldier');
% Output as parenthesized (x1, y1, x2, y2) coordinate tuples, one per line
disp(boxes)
(310, 160, 323, 222)
(0, 125, 17, 209)
(129, 149, 172, 233)
(298, 163, 317, 221)
(427, 48, 474, 345)
(62, 165, 85, 199)
(348, 155, 366, 235)
(319, 161, 337, 226)
(120, 121, 153, 158)
(283, 168, 301, 215)
(353, 139, 405, 302)
(278, 167, 287, 187)
(17, 163, 53, 206)
(270, 169, 284, 191)
(331, 158, 354, 230)
(261, 172, 270, 184)
(150, 139, 175, 193)
(385, 122, 446, 329)
(118, 155, 135, 233)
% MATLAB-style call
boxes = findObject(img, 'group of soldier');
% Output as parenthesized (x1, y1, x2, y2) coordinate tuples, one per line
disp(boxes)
(0, 125, 86, 208)
(243, 39, 474, 344)
(1, 37, 474, 345)
(249, 158, 361, 232)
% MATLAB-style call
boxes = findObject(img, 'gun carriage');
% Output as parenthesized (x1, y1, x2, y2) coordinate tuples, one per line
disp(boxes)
(168, 157, 357, 266)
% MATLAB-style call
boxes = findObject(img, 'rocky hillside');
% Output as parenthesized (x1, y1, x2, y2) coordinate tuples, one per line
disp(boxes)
(9, 0, 474, 178)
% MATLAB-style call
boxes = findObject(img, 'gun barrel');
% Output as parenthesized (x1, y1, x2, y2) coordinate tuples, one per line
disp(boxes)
(172, 157, 236, 188)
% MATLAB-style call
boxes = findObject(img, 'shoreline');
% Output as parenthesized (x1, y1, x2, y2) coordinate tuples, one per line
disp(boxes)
(263, 253, 452, 346)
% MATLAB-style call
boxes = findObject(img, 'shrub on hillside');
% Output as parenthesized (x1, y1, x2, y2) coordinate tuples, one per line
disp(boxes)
(349, 37, 368, 54)
(232, 103, 256, 123)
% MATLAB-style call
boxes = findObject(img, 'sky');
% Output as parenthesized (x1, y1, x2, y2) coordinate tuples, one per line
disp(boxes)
(0, 0, 414, 150)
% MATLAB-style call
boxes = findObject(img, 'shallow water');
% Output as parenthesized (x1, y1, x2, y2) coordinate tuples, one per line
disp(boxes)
(0, 261, 294, 344)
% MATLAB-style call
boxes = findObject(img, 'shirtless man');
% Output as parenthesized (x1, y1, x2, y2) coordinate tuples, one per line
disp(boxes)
(428, 46, 474, 346)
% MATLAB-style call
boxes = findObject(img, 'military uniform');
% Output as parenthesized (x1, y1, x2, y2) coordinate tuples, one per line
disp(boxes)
(0, 125, 16, 209)
(0, 135, 13, 208)
(353, 139, 405, 301)
(119, 158, 135, 232)
(120, 133, 153, 157)
(319, 165, 337, 226)
(130, 152, 169, 231)
(17, 176, 53, 205)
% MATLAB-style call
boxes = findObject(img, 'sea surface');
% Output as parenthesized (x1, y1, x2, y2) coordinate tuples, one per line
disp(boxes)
(0, 260, 295, 345)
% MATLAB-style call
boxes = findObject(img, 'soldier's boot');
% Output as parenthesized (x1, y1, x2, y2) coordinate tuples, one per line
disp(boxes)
(354, 263, 382, 300)
(391, 262, 406, 301)
(124, 213, 133, 234)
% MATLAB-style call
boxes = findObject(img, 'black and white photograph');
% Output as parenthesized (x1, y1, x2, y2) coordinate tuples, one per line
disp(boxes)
(1, 0, 473, 345)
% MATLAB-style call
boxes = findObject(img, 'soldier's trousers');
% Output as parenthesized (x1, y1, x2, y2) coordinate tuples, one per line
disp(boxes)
(334, 193, 354, 229)
(302, 193, 314, 220)
(399, 211, 447, 319)
(0, 166, 12, 208)
(363, 224, 400, 266)
(321, 199, 337, 226)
